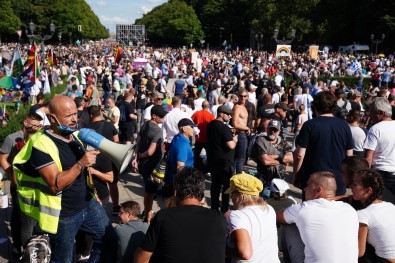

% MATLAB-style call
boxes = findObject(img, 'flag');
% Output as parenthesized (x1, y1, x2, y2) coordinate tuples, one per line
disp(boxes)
(16, 62, 35, 90)
(24, 42, 36, 67)
(350, 60, 361, 74)
(10, 47, 23, 77)
(114, 45, 126, 63)
(47, 49, 54, 65)
(35, 52, 41, 80)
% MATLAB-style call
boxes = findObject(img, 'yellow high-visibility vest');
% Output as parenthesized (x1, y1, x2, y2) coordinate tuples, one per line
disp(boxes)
(13, 130, 93, 234)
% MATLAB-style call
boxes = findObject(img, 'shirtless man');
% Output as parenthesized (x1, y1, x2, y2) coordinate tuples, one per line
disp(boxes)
(232, 89, 251, 173)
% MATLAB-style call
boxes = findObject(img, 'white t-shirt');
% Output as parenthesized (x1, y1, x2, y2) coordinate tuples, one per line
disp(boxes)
(294, 94, 314, 119)
(143, 104, 154, 121)
(272, 92, 281, 104)
(284, 199, 359, 263)
(162, 108, 191, 143)
(228, 205, 280, 263)
(358, 201, 395, 259)
(363, 121, 395, 172)
(194, 98, 205, 111)
(349, 124, 366, 152)
(108, 106, 120, 130)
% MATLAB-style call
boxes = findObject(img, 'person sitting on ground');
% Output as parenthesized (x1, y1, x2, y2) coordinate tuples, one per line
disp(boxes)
(115, 201, 153, 263)
(350, 169, 395, 263)
(225, 172, 280, 263)
(277, 171, 359, 263)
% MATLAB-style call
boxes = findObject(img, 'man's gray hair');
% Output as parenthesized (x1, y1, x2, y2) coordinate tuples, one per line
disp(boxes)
(371, 97, 392, 117)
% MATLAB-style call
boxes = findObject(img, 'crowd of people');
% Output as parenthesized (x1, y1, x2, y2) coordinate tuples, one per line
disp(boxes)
(0, 40, 395, 262)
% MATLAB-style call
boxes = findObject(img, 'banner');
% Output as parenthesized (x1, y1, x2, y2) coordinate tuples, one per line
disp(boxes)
(276, 45, 291, 58)
(309, 45, 319, 59)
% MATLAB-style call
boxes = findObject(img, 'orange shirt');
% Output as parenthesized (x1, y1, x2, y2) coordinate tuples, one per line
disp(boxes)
(191, 110, 215, 143)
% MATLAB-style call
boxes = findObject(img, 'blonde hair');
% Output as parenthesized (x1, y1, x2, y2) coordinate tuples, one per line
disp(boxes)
(299, 104, 306, 112)
(234, 193, 267, 210)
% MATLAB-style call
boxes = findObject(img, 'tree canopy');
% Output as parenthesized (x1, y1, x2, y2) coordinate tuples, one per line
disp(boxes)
(0, 0, 109, 43)
(136, 0, 204, 47)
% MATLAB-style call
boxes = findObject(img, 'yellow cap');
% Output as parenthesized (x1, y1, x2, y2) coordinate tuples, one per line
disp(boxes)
(224, 172, 263, 196)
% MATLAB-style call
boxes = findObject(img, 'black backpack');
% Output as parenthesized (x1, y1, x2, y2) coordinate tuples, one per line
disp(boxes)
(335, 100, 349, 120)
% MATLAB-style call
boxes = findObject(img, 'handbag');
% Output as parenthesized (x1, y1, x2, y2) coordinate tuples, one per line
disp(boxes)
(148, 152, 167, 186)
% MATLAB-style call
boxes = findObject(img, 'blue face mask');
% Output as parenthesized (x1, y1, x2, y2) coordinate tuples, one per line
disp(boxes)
(52, 115, 79, 135)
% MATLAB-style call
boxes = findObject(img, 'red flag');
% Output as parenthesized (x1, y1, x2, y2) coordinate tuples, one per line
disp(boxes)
(24, 42, 36, 67)
(115, 45, 125, 63)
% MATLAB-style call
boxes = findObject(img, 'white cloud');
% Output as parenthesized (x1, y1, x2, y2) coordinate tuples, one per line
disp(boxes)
(100, 15, 131, 24)
(147, 0, 162, 3)
(139, 6, 152, 15)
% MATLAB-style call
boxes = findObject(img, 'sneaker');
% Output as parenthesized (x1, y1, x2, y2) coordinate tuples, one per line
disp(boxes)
(112, 205, 121, 216)
(77, 254, 90, 262)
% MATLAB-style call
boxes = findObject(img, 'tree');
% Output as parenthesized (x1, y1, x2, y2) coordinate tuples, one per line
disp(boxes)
(8, 0, 109, 42)
(136, 0, 204, 46)
(0, 0, 21, 38)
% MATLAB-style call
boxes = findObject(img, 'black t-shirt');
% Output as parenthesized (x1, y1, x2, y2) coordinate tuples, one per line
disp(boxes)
(258, 104, 275, 119)
(140, 205, 227, 263)
(136, 90, 148, 110)
(29, 131, 92, 218)
(206, 120, 234, 166)
(85, 121, 118, 199)
(120, 101, 136, 125)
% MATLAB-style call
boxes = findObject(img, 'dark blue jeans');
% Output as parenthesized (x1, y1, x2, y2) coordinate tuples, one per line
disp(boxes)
(103, 91, 111, 108)
(234, 132, 247, 174)
(49, 199, 117, 263)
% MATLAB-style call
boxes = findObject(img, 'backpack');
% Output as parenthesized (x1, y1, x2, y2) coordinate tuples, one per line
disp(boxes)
(20, 234, 51, 263)
(335, 100, 348, 120)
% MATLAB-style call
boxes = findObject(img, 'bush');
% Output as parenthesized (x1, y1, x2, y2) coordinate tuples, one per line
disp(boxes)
(0, 82, 67, 143)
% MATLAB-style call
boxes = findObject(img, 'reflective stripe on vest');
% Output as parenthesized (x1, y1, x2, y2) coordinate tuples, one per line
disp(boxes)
(14, 130, 63, 234)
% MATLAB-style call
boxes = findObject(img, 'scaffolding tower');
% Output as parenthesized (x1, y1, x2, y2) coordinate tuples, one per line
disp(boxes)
(116, 24, 146, 46)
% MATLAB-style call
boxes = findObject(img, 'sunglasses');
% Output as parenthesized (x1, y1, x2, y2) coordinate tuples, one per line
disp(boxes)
(239, 95, 248, 98)
(155, 98, 164, 101)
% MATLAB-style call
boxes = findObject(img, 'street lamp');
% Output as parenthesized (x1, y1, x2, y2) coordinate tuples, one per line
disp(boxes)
(370, 33, 385, 54)
(255, 33, 263, 51)
(26, 21, 56, 59)
(273, 28, 296, 44)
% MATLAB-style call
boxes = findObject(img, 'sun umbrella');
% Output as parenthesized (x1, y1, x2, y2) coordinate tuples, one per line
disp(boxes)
(378, 54, 385, 58)
(369, 62, 377, 68)
(0, 76, 17, 90)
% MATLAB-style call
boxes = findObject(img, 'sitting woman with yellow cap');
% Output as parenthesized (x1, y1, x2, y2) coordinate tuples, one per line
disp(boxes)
(225, 172, 280, 263)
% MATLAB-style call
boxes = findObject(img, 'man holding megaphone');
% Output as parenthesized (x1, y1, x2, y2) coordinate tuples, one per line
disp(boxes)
(14, 95, 117, 263)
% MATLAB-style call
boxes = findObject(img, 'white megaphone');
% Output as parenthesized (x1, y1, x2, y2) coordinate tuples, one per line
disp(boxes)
(78, 128, 135, 173)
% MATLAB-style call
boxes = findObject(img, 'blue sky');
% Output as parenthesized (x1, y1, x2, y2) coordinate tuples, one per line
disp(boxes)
(86, 0, 168, 33)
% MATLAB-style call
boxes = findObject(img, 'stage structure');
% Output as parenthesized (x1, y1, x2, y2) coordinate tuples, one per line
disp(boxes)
(116, 24, 146, 46)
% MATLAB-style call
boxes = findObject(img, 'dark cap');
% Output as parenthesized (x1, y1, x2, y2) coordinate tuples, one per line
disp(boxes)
(151, 105, 168, 117)
(274, 102, 289, 111)
(178, 118, 197, 128)
(268, 119, 281, 130)
(217, 105, 232, 115)
(335, 88, 344, 96)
